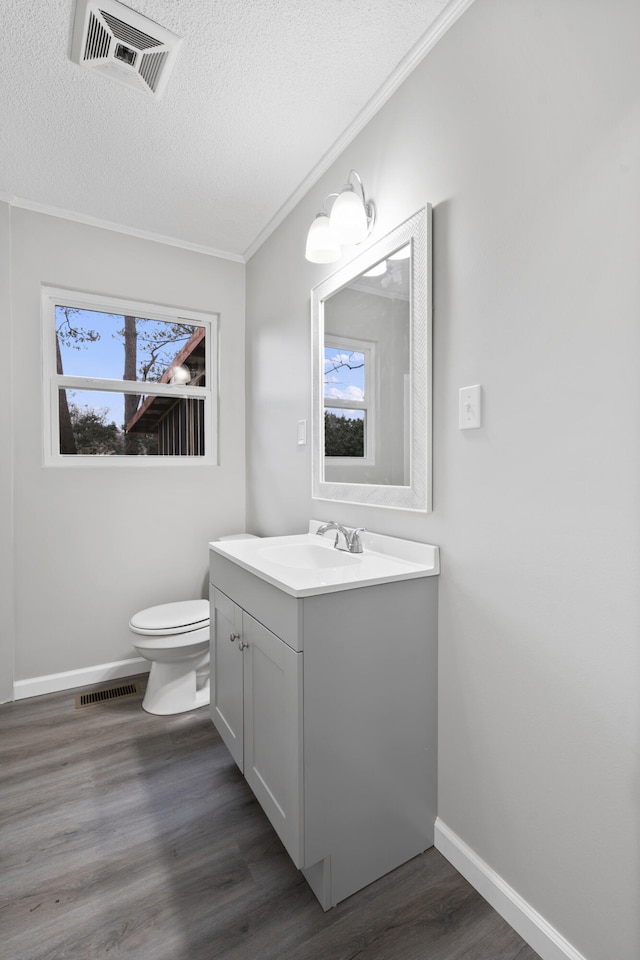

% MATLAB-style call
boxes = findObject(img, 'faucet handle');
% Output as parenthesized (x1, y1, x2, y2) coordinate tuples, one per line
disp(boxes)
(349, 527, 365, 553)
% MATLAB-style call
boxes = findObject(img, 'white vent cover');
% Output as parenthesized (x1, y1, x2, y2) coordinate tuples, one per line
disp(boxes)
(71, 0, 182, 98)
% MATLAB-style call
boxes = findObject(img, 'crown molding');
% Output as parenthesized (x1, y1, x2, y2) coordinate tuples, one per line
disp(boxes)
(243, 0, 476, 261)
(0, 193, 244, 263)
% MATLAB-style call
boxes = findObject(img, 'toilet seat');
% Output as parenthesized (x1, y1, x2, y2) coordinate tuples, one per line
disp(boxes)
(129, 599, 209, 636)
(131, 624, 209, 651)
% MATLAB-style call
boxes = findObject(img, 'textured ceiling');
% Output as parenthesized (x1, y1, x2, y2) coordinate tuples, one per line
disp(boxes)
(1, 0, 460, 259)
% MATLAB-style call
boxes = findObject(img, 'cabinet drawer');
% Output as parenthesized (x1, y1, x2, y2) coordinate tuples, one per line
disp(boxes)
(210, 551, 302, 651)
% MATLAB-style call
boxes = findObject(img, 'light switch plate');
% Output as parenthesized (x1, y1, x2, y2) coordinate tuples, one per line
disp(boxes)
(459, 385, 482, 429)
(297, 419, 307, 445)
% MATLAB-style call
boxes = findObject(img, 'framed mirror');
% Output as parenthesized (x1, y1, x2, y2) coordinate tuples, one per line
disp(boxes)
(311, 206, 432, 511)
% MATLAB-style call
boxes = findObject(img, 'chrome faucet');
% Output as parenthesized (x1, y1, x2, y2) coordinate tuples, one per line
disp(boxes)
(316, 521, 365, 554)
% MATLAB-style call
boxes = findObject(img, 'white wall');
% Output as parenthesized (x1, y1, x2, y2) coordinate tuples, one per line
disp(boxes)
(9, 207, 246, 685)
(245, 2, 640, 959)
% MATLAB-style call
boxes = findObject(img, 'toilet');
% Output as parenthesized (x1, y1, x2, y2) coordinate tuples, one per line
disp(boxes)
(129, 534, 257, 716)
(129, 599, 210, 715)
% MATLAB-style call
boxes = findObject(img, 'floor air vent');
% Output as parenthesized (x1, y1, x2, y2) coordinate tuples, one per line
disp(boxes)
(71, 0, 182, 98)
(76, 680, 142, 708)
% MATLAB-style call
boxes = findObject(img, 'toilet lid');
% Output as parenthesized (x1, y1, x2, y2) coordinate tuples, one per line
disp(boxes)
(129, 599, 210, 635)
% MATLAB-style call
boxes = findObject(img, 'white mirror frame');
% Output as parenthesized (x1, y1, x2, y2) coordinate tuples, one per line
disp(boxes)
(311, 205, 432, 512)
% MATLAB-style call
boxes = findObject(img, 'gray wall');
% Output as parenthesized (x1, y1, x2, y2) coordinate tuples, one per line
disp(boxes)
(245, 2, 640, 959)
(7, 206, 246, 683)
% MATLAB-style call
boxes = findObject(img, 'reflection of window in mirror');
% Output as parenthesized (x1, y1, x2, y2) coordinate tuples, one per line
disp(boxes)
(323, 336, 376, 468)
(323, 275, 409, 487)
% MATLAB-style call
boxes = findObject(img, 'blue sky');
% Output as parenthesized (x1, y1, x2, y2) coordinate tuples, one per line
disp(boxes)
(56, 307, 195, 426)
(324, 346, 365, 403)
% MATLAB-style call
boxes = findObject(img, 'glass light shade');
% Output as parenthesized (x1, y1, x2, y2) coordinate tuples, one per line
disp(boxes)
(330, 187, 368, 245)
(305, 213, 341, 263)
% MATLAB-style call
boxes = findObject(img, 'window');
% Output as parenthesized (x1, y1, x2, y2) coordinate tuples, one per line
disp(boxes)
(42, 287, 218, 465)
(323, 335, 376, 464)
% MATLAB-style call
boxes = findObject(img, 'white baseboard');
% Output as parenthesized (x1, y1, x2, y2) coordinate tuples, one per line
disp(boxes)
(13, 658, 150, 700)
(434, 818, 587, 960)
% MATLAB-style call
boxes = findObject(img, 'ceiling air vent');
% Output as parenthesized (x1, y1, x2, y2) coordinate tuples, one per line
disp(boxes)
(71, 0, 182, 98)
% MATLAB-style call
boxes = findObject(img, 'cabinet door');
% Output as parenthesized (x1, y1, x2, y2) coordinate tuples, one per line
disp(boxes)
(211, 588, 244, 770)
(243, 614, 303, 867)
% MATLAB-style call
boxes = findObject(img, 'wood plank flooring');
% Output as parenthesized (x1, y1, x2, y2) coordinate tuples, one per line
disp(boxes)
(1, 677, 541, 960)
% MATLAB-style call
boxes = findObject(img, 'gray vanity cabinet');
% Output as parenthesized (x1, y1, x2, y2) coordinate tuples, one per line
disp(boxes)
(209, 549, 438, 910)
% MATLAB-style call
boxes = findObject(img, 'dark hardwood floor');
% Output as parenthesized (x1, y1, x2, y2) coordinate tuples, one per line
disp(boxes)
(1, 677, 541, 960)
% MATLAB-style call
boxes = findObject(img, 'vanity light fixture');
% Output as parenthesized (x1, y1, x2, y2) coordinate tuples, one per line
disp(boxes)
(305, 170, 375, 264)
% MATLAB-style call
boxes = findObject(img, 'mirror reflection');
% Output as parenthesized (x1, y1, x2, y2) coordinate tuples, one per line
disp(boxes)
(323, 244, 411, 485)
(311, 207, 432, 512)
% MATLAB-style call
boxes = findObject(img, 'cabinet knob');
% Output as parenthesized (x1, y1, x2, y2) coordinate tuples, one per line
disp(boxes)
(229, 632, 240, 643)
(238, 639, 249, 651)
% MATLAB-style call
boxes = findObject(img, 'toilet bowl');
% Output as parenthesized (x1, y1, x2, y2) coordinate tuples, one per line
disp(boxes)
(129, 599, 210, 715)
(129, 534, 258, 716)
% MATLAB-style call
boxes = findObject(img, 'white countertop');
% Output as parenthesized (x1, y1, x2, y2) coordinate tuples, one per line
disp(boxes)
(209, 524, 439, 598)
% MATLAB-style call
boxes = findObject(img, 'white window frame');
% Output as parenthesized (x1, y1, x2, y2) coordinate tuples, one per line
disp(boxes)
(323, 334, 376, 468)
(42, 285, 218, 467)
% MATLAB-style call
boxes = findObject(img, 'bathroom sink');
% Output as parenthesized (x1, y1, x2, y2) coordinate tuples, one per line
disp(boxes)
(258, 542, 359, 570)
(209, 523, 439, 597)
